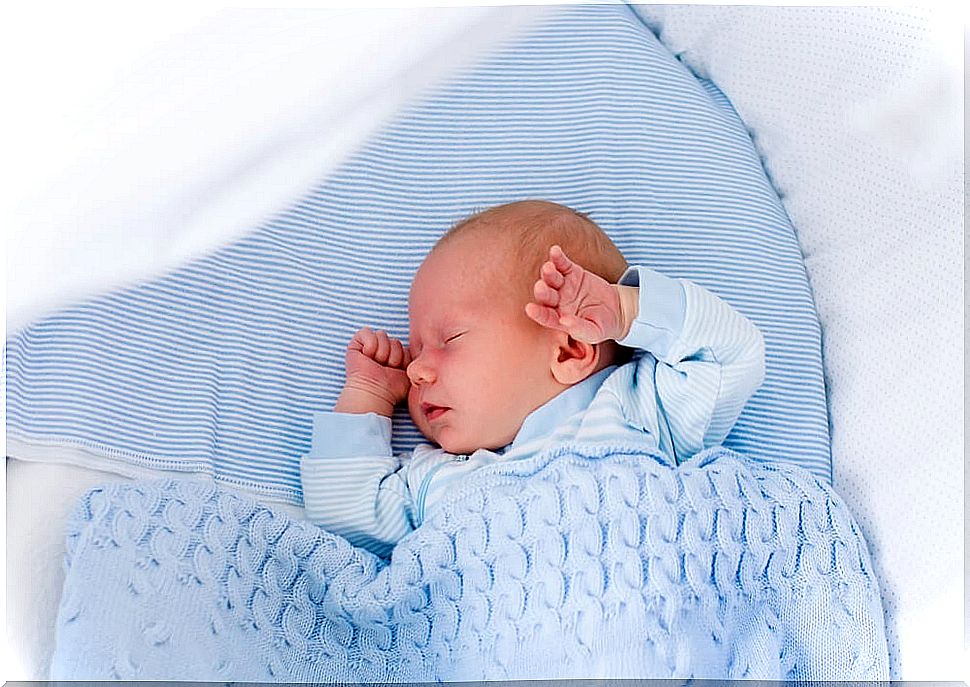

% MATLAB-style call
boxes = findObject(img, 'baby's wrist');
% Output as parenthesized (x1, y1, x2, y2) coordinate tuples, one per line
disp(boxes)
(334, 381, 397, 417)
(614, 284, 640, 340)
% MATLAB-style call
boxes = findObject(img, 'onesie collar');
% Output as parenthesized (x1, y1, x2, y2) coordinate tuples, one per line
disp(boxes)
(505, 365, 617, 453)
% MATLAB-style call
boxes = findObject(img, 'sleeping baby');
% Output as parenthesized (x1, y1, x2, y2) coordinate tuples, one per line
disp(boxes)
(300, 199, 765, 556)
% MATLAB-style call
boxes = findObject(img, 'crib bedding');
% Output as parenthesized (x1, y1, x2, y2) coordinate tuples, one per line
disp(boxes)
(5, 4, 830, 508)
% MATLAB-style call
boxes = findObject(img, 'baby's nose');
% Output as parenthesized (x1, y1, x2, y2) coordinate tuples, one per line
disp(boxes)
(406, 357, 435, 385)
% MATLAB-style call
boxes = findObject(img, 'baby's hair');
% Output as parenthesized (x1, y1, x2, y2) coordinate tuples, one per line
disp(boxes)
(437, 199, 629, 305)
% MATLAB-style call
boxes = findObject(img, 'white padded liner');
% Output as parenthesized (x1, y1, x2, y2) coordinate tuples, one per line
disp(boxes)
(631, 4, 965, 680)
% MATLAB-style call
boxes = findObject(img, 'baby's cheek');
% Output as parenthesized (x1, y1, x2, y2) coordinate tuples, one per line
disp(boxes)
(405, 397, 421, 426)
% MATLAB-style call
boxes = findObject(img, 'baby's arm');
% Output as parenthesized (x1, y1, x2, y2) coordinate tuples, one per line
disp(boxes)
(300, 327, 416, 557)
(527, 245, 765, 461)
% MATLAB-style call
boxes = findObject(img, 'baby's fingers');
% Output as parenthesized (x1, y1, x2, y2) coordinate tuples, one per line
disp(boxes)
(373, 330, 392, 363)
(540, 259, 566, 288)
(525, 302, 564, 331)
(558, 314, 603, 344)
(351, 327, 378, 357)
(387, 337, 406, 369)
(532, 278, 560, 307)
(548, 244, 576, 274)
(350, 328, 393, 363)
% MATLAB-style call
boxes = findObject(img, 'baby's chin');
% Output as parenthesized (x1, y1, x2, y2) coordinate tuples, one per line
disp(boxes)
(435, 428, 512, 456)
(430, 431, 475, 456)
(409, 410, 513, 455)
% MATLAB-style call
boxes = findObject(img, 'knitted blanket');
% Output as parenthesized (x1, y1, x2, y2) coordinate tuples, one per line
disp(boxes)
(50, 443, 888, 681)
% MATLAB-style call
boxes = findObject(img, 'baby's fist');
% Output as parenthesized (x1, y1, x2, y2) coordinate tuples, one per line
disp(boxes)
(338, 327, 412, 415)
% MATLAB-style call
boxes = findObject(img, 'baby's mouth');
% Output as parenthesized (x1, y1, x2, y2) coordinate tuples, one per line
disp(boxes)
(421, 403, 451, 421)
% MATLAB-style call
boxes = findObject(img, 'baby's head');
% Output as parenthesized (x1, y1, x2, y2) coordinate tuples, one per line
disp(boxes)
(406, 200, 628, 454)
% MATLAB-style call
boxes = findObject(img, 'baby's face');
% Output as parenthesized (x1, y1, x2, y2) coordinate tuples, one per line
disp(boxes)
(406, 239, 557, 454)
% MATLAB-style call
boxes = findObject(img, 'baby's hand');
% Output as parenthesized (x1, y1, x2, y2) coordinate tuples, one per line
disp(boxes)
(336, 327, 412, 416)
(525, 245, 630, 343)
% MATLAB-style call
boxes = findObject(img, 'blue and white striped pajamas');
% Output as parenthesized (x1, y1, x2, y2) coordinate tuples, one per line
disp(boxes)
(301, 265, 765, 557)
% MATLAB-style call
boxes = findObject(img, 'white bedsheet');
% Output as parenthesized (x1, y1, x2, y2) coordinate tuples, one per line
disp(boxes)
(4, 6, 550, 332)
(632, 4, 965, 680)
(6, 459, 135, 679)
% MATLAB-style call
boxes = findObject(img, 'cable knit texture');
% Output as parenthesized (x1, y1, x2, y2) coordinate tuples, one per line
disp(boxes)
(50, 443, 888, 681)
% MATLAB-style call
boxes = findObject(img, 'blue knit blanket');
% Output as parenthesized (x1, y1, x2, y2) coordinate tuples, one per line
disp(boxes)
(50, 443, 888, 681)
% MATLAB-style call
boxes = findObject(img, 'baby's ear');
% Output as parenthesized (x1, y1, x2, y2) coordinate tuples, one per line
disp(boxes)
(550, 334, 600, 385)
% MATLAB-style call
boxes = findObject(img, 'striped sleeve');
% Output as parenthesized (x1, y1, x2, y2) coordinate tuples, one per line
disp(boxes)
(299, 411, 416, 557)
(617, 266, 765, 463)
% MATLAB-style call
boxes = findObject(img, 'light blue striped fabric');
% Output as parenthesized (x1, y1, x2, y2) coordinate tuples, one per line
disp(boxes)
(5, 3, 830, 504)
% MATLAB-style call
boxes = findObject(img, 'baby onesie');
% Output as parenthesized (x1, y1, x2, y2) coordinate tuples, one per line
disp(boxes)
(301, 266, 765, 557)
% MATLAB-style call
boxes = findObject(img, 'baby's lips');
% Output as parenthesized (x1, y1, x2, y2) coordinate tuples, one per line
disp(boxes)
(420, 402, 451, 421)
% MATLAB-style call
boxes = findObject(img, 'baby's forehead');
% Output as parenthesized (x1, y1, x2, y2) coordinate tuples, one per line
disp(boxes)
(408, 241, 522, 323)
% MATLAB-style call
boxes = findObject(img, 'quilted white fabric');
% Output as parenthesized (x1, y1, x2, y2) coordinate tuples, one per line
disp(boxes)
(630, 4, 964, 680)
